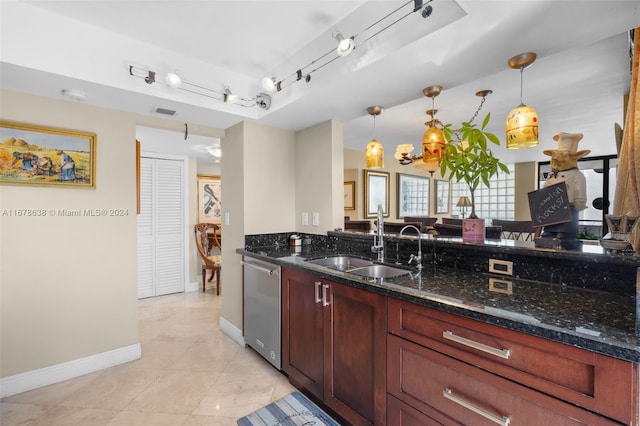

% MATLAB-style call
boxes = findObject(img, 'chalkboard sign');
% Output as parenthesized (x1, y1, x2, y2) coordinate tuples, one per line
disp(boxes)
(528, 182, 572, 227)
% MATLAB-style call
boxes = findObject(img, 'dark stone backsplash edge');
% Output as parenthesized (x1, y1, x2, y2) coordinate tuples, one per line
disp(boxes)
(244, 231, 639, 296)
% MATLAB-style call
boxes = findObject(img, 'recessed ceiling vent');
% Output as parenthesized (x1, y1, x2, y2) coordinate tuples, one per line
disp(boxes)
(152, 106, 177, 116)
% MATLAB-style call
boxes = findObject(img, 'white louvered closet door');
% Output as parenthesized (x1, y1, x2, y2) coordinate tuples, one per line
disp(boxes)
(137, 156, 185, 298)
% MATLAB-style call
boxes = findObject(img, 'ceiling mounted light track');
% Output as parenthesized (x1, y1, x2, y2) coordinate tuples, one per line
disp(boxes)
(129, 65, 257, 108)
(260, 0, 435, 94)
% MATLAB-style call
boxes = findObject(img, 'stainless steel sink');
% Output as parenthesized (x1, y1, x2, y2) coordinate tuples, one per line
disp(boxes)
(347, 264, 412, 279)
(306, 256, 411, 279)
(306, 255, 373, 272)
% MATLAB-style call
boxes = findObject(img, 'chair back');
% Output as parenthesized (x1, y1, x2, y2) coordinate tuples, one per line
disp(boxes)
(344, 220, 371, 232)
(485, 225, 503, 239)
(194, 223, 220, 268)
(491, 219, 536, 241)
(442, 217, 463, 226)
(434, 223, 463, 236)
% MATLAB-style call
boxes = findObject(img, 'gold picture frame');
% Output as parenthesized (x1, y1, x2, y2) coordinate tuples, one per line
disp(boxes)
(0, 120, 96, 188)
(364, 170, 389, 218)
(197, 174, 221, 223)
(344, 181, 355, 210)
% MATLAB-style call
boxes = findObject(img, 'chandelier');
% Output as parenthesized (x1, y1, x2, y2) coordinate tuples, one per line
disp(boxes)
(395, 86, 492, 175)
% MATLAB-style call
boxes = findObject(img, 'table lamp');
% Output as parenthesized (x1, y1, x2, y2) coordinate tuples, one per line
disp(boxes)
(456, 196, 472, 218)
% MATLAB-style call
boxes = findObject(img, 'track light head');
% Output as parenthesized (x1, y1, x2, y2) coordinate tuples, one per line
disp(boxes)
(422, 4, 433, 18)
(223, 87, 237, 103)
(165, 72, 182, 88)
(145, 71, 156, 84)
(262, 76, 276, 92)
(333, 31, 355, 57)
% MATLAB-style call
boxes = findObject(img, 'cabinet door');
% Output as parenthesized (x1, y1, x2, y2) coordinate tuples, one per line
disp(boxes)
(281, 268, 324, 399)
(324, 281, 386, 426)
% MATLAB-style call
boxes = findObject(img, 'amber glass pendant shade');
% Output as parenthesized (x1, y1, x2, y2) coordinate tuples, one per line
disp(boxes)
(365, 139, 384, 169)
(505, 104, 538, 149)
(422, 126, 446, 162)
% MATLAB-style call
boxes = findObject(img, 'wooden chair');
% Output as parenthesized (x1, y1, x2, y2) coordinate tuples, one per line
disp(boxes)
(194, 223, 221, 294)
(404, 216, 438, 234)
(344, 220, 372, 232)
(376, 221, 423, 234)
(434, 223, 463, 236)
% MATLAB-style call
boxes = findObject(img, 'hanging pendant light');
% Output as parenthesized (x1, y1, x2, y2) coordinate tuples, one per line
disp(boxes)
(365, 106, 384, 169)
(416, 86, 446, 174)
(506, 52, 538, 149)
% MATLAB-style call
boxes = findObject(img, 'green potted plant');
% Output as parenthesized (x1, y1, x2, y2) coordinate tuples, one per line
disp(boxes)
(440, 112, 509, 241)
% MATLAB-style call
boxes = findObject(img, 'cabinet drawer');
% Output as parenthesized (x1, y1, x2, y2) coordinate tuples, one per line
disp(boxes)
(388, 394, 462, 426)
(388, 298, 636, 424)
(388, 335, 621, 426)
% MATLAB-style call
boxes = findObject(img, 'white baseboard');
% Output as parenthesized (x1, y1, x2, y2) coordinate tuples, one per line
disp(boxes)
(0, 343, 141, 398)
(219, 316, 245, 347)
(185, 279, 199, 293)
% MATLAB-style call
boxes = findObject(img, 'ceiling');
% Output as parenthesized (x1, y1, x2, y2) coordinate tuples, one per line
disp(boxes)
(1, 0, 638, 165)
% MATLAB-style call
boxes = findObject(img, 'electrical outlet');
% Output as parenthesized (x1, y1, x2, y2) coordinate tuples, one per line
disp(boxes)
(302, 212, 309, 226)
(224, 212, 230, 226)
(312, 212, 319, 226)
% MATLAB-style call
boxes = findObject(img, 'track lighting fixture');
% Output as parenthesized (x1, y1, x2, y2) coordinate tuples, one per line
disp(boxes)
(256, 93, 271, 110)
(145, 71, 155, 84)
(165, 71, 182, 88)
(223, 87, 237, 103)
(333, 31, 355, 57)
(262, 76, 276, 92)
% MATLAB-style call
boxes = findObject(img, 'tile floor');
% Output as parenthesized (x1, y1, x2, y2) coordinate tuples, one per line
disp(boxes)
(1, 289, 296, 425)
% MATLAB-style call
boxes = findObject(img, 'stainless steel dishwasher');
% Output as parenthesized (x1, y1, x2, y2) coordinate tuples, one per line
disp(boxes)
(242, 257, 282, 370)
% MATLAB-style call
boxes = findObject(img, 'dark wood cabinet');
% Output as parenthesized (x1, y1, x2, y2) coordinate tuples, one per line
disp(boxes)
(282, 267, 324, 398)
(387, 298, 637, 426)
(282, 267, 386, 425)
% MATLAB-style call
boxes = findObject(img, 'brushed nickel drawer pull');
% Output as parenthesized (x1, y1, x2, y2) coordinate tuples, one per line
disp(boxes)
(314, 281, 322, 304)
(443, 330, 511, 359)
(443, 388, 511, 426)
(322, 284, 330, 306)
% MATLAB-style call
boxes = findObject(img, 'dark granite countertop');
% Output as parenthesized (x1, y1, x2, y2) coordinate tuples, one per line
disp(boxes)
(237, 244, 639, 363)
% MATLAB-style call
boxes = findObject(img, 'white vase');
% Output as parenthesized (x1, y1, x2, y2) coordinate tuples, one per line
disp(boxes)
(462, 218, 485, 243)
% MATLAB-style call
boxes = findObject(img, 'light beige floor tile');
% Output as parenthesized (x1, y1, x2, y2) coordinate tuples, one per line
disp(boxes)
(130, 339, 193, 370)
(126, 370, 217, 414)
(168, 341, 240, 373)
(26, 405, 117, 426)
(223, 347, 282, 379)
(1, 370, 103, 407)
(0, 402, 47, 426)
(60, 364, 161, 410)
(183, 414, 238, 426)
(106, 410, 189, 425)
(192, 372, 281, 418)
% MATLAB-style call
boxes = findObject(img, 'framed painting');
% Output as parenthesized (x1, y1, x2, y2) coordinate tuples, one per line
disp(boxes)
(0, 120, 96, 188)
(364, 170, 389, 218)
(344, 181, 355, 210)
(435, 180, 450, 214)
(397, 173, 429, 218)
(197, 174, 221, 223)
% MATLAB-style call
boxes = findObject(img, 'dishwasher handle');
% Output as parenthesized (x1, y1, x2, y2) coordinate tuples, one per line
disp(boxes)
(241, 261, 279, 276)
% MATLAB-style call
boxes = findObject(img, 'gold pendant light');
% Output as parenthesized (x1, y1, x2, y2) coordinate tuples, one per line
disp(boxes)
(365, 106, 384, 169)
(506, 52, 538, 149)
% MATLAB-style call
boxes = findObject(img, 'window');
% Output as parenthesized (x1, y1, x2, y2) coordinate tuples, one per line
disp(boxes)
(451, 164, 515, 221)
(397, 173, 429, 218)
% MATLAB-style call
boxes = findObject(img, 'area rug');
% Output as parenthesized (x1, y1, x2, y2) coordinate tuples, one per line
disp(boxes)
(237, 391, 341, 426)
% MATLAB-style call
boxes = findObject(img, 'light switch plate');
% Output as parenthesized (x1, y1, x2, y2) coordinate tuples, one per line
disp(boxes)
(312, 212, 319, 226)
(302, 212, 309, 226)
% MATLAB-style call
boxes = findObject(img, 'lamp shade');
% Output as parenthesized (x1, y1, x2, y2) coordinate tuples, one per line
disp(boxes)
(413, 158, 439, 173)
(506, 104, 538, 149)
(422, 126, 446, 163)
(456, 196, 472, 207)
(365, 139, 384, 169)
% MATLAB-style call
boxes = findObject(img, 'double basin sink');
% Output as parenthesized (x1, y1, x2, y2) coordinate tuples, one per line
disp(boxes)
(306, 255, 412, 279)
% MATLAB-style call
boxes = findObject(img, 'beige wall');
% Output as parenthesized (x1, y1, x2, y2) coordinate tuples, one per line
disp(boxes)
(0, 90, 139, 377)
(514, 162, 537, 220)
(220, 121, 297, 330)
(295, 120, 344, 234)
